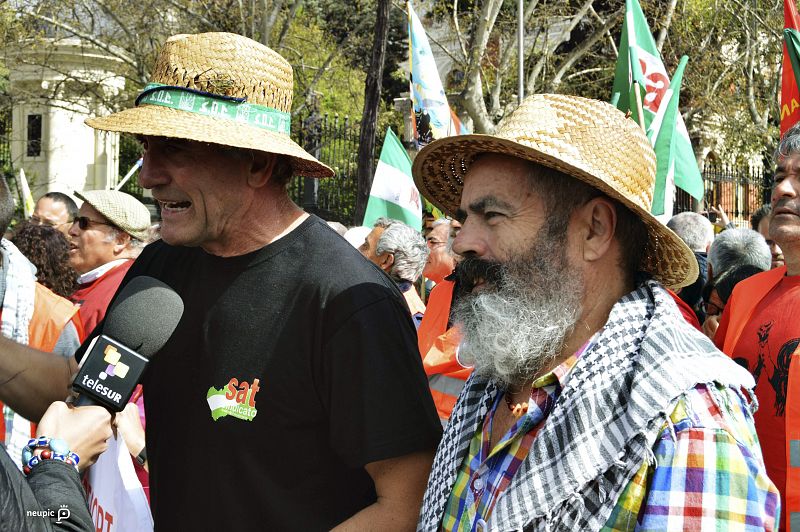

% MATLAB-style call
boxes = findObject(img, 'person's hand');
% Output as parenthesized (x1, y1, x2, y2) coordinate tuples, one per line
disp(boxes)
(36, 401, 112, 471)
(702, 314, 720, 341)
(709, 205, 731, 229)
(113, 403, 146, 461)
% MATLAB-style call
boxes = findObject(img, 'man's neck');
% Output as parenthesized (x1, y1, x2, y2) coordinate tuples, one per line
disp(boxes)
(201, 192, 307, 257)
(782, 244, 800, 276)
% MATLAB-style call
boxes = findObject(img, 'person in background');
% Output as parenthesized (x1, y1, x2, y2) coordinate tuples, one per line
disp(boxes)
(418, 218, 470, 424)
(0, 180, 82, 466)
(360, 217, 429, 326)
(68, 190, 151, 335)
(12, 221, 78, 299)
(31, 192, 78, 237)
(715, 123, 800, 529)
(0, 401, 112, 532)
(752, 204, 785, 270)
(707, 227, 771, 281)
(666, 211, 714, 323)
(700, 264, 764, 341)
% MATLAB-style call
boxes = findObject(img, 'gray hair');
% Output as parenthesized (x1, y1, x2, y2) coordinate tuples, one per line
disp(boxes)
(666, 212, 714, 252)
(708, 228, 771, 277)
(774, 122, 800, 164)
(103, 226, 146, 254)
(374, 218, 429, 283)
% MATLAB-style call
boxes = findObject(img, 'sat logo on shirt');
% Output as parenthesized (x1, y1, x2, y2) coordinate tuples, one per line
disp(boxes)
(205, 377, 261, 421)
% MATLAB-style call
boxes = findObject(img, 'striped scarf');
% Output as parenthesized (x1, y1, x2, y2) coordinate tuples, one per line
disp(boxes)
(418, 279, 755, 531)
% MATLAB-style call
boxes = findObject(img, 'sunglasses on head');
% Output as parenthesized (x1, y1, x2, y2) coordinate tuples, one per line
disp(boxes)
(72, 216, 115, 231)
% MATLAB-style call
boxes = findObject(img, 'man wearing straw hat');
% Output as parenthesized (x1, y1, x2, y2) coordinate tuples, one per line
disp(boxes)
(0, 33, 441, 530)
(414, 94, 779, 530)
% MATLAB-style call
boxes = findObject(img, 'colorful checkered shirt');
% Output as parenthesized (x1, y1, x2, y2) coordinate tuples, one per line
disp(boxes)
(441, 354, 780, 531)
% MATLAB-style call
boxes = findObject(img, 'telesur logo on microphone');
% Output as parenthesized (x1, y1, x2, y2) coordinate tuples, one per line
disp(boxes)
(206, 377, 261, 421)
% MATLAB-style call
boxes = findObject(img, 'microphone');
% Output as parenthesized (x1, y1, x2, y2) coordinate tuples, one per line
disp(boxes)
(71, 276, 184, 411)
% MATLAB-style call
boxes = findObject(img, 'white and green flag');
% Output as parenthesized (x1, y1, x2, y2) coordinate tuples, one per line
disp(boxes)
(611, 0, 703, 219)
(362, 128, 422, 229)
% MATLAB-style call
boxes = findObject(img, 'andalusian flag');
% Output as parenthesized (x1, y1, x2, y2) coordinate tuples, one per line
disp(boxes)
(362, 128, 422, 229)
(18, 168, 34, 218)
(781, 0, 800, 134)
(611, 0, 703, 217)
(649, 56, 688, 216)
(408, 1, 468, 146)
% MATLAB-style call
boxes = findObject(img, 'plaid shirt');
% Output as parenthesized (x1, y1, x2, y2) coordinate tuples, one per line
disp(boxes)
(441, 357, 780, 531)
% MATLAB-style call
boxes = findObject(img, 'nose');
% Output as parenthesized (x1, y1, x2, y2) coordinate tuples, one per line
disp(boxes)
(138, 149, 169, 190)
(67, 220, 79, 237)
(772, 175, 798, 204)
(451, 218, 487, 258)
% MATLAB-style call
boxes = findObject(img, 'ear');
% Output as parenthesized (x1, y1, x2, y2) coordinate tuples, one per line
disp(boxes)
(576, 197, 617, 262)
(112, 231, 132, 255)
(247, 151, 277, 188)
(379, 252, 395, 272)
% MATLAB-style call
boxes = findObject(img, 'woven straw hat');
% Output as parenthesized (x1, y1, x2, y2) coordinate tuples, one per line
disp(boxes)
(85, 32, 333, 178)
(412, 93, 697, 289)
(75, 190, 152, 242)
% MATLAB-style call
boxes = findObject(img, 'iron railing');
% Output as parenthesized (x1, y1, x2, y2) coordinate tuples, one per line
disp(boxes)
(674, 163, 770, 224)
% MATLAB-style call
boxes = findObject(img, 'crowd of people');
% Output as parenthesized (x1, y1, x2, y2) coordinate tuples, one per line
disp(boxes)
(0, 30, 795, 531)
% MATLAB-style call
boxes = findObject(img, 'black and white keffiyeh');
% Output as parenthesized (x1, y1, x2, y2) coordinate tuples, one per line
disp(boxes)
(418, 279, 755, 531)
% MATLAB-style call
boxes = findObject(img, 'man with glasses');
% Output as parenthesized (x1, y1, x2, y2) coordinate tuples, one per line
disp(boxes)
(31, 192, 78, 237)
(418, 218, 470, 424)
(68, 190, 151, 334)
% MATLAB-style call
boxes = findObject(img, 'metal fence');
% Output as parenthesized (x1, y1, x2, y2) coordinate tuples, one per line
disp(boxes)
(674, 163, 770, 224)
(288, 111, 383, 225)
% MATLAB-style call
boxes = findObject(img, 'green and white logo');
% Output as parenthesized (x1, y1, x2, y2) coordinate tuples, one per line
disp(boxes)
(206, 377, 260, 422)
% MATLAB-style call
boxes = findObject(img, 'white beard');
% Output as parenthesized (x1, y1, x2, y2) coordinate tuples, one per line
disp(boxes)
(453, 230, 584, 388)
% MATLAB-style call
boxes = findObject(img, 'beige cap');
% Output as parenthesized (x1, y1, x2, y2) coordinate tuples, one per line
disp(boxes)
(75, 190, 151, 242)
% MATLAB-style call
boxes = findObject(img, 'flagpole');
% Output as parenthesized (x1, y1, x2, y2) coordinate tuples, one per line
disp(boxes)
(114, 158, 143, 191)
(632, 81, 646, 131)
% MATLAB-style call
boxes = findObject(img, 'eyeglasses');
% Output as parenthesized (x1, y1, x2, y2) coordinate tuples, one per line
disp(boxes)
(72, 216, 115, 231)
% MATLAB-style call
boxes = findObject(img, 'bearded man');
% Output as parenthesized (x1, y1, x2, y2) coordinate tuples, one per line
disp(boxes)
(413, 94, 779, 531)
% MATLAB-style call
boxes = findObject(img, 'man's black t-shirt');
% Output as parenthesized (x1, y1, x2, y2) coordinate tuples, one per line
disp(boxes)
(84, 216, 441, 530)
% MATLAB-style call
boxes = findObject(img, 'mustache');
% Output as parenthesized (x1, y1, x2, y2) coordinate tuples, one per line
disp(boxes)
(773, 198, 800, 215)
(454, 256, 505, 290)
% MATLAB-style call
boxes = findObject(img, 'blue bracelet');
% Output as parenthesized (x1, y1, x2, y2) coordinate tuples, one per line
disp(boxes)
(22, 437, 80, 475)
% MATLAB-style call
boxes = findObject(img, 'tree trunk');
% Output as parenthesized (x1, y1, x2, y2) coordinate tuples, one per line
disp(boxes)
(355, 0, 391, 224)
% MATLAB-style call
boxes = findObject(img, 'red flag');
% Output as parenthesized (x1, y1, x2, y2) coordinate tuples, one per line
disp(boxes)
(781, 0, 800, 134)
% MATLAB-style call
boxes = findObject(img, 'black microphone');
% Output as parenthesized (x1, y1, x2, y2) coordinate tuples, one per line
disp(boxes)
(72, 276, 184, 411)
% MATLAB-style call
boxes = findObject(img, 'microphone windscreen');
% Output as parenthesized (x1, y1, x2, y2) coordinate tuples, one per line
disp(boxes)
(103, 276, 184, 359)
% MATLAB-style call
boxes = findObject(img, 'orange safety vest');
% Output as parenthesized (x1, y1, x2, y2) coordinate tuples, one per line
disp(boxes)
(0, 283, 82, 441)
(417, 280, 471, 422)
(720, 266, 798, 530)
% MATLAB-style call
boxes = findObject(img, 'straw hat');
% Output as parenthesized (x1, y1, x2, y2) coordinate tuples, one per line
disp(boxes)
(75, 190, 152, 242)
(85, 32, 333, 178)
(412, 93, 697, 289)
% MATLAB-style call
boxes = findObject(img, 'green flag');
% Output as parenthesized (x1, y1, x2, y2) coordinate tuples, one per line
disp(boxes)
(611, 0, 703, 212)
(362, 128, 423, 229)
(650, 56, 688, 216)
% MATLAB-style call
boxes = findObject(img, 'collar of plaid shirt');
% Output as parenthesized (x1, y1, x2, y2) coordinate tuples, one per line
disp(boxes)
(418, 278, 756, 531)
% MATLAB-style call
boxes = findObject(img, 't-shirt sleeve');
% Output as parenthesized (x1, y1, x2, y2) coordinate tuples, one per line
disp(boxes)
(320, 295, 442, 467)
